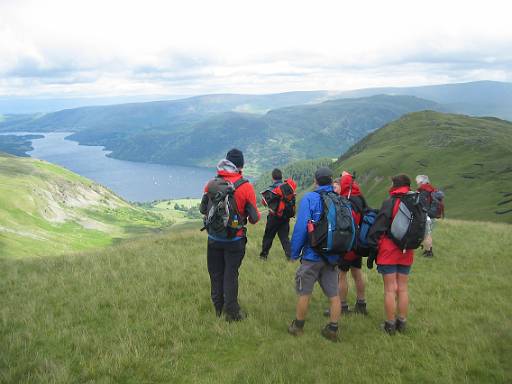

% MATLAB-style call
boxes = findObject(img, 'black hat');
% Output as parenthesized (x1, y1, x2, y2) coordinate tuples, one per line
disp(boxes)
(226, 148, 244, 168)
(315, 167, 333, 186)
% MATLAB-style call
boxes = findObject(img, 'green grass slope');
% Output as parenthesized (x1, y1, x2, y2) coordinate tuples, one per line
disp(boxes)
(1, 219, 511, 383)
(332, 111, 512, 223)
(0, 153, 170, 258)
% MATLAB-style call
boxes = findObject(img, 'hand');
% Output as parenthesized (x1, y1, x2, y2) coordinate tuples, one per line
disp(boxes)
(367, 248, 377, 269)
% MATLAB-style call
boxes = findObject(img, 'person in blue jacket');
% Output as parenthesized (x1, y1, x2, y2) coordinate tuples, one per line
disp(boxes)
(287, 167, 341, 342)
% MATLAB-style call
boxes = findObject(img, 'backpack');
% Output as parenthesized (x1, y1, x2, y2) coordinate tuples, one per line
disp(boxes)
(355, 208, 378, 256)
(389, 192, 427, 251)
(261, 179, 296, 219)
(202, 176, 248, 238)
(428, 190, 445, 219)
(309, 191, 356, 262)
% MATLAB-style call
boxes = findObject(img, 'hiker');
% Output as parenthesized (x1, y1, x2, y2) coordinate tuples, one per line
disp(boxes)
(416, 175, 444, 257)
(200, 148, 260, 321)
(367, 174, 426, 335)
(259, 168, 297, 260)
(288, 167, 352, 342)
(333, 172, 368, 315)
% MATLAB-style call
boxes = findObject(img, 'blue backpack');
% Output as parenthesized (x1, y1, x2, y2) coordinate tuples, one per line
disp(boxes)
(355, 208, 378, 255)
(309, 191, 356, 263)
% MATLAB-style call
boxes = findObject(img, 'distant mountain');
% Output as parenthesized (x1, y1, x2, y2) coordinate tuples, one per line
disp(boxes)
(329, 111, 512, 223)
(335, 80, 512, 120)
(0, 152, 168, 257)
(68, 94, 441, 174)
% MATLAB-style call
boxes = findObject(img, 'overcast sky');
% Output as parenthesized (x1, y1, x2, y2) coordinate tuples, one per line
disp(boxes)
(1, 0, 511, 97)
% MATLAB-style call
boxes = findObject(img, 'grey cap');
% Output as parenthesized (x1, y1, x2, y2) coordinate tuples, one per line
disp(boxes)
(315, 167, 333, 185)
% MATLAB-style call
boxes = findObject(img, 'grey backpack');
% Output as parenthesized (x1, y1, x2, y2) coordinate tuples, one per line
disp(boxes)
(390, 192, 427, 251)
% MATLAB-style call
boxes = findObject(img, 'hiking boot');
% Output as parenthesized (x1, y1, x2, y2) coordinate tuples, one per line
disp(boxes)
(225, 309, 247, 322)
(321, 325, 339, 342)
(381, 320, 396, 335)
(288, 320, 304, 336)
(259, 252, 268, 261)
(423, 249, 433, 257)
(215, 307, 223, 318)
(396, 317, 407, 333)
(341, 304, 351, 315)
(354, 301, 368, 316)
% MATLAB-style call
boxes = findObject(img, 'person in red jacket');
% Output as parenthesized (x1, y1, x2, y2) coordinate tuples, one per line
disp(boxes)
(199, 149, 260, 321)
(416, 174, 436, 257)
(333, 172, 368, 315)
(367, 174, 414, 335)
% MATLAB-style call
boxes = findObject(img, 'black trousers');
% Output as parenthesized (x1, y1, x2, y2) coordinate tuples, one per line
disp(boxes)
(207, 238, 246, 315)
(261, 215, 291, 258)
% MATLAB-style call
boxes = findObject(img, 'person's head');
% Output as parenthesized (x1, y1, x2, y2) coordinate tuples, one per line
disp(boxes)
(333, 177, 341, 193)
(391, 174, 411, 189)
(226, 148, 244, 169)
(315, 167, 333, 186)
(415, 174, 430, 186)
(271, 168, 282, 182)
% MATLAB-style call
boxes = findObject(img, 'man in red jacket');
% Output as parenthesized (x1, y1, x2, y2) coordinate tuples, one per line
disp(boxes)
(200, 149, 260, 321)
(416, 175, 437, 257)
(333, 172, 368, 315)
(368, 174, 416, 335)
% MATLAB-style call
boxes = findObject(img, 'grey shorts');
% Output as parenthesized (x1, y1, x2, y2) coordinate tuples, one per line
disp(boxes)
(295, 260, 339, 298)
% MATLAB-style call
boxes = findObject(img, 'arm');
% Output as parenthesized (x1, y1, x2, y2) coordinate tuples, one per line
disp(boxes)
(290, 196, 311, 260)
(367, 199, 393, 249)
(244, 183, 261, 224)
(199, 183, 209, 215)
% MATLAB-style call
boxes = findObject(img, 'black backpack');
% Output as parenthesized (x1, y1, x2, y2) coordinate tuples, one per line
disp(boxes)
(389, 192, 427, 251)
(202, 176, 248, 238)
(309, 191, 356, 263)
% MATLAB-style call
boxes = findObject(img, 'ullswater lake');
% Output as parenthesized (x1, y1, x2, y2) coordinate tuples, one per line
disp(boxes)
(3, 132, 214, 202)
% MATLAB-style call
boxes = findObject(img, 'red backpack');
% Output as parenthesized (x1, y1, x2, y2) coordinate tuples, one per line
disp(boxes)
(261, 179, 297, 219)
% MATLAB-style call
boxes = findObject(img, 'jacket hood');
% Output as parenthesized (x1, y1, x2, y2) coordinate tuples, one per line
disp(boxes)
(417, 183, 435, 193)
(389, 186, 411, 196)
(315, 185, 334, 193)
(216, 159, 240, 174)
(340, 174, 362, 197)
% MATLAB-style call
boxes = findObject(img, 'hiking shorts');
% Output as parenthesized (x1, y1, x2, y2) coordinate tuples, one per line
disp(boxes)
(338, 257, 362, 272)
(295, 260, 339, 298)
(377, 264, 411, 275)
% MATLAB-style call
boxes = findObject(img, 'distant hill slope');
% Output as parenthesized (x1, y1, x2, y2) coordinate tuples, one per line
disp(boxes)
(0, 153, 169, 257)
(336, 80, 512, 120)
(330, 111, 512, 223)
(69, 95, 440, 174)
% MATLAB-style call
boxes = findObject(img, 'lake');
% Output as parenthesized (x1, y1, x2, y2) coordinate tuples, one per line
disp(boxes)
(4, 132, 214, 202)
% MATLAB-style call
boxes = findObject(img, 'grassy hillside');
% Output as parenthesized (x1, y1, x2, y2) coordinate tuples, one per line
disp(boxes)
(1, 219, 510, 383)
(0, 153, 170, 258)
(72, 95, 440, 175)
(331, 111, 512, 223)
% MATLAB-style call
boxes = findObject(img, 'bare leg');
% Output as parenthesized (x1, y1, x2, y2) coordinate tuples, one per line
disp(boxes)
(338, 271, 348, 303)
(296, 295, 311, 321)
(397, 273, 409, 319)
(383, 273, 398, 321)
(423, 233, 433, 251)
(351, 268, 365, 301)
(329, 295, 341, 323)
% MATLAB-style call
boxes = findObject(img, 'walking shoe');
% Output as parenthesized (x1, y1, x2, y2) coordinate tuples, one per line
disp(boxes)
(321, 325, 339, 342)
(215, 308, 223, 318)
(381, 320, 396, 335)
(354, 301, 368, 316)
(341, 304, 351, 315)
(288, 320, 304, 336)
(423, 249, 433, 257)
(396, 317, 407, 333)
(225, 309, 247, 322)
(259, 252, 268, 260)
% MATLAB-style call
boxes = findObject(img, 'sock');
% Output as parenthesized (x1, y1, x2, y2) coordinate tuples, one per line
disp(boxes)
(294, 319, 305, 328)
(327, 322, 338, 332)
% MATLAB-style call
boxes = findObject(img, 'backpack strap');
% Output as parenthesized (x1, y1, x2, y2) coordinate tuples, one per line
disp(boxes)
(233, 177, 248, 190)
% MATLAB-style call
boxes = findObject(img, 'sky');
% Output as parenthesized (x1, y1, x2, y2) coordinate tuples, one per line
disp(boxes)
(1, 0, 511, 98)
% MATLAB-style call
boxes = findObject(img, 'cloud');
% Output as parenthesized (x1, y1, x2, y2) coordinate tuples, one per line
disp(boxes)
(0, 0, 511, 96)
